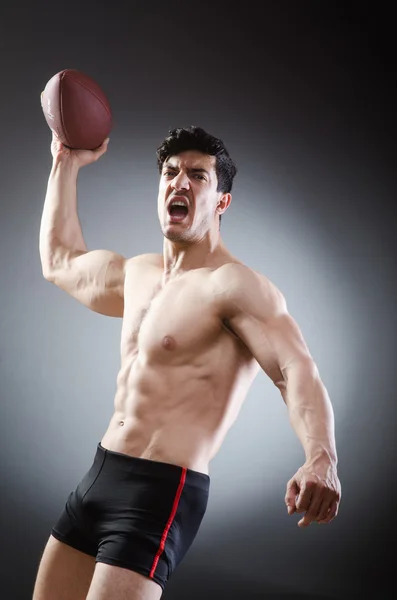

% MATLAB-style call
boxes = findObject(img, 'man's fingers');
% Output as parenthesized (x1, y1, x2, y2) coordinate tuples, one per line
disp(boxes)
(299, 493, 340, 527)
(285, 479, 299, 514)
(317, 498, 339, 524)
(93, 138, 110, 159)
(316, 496, 333, 523)
(295, 483, 314, 514)
(98, 137, 110, 151)
(297, 491, 324, 527)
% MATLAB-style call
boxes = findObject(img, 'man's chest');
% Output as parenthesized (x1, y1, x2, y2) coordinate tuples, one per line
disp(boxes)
(120, 268, 225, 363)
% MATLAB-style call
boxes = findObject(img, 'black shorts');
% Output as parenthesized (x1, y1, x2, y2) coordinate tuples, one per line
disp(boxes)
(51, 442, 210, 591)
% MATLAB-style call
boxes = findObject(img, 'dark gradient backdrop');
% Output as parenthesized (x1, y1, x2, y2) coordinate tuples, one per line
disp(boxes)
(0, 2, 395, 599)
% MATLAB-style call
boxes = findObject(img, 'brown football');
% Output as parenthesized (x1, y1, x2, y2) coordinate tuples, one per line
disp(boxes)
(41, 69, 112, 150)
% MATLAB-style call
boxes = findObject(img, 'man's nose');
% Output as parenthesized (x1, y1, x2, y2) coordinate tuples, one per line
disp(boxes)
(172, 171, 190, 191)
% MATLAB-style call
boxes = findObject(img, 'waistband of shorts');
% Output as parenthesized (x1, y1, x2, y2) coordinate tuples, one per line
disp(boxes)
(96, 442, 210, 489)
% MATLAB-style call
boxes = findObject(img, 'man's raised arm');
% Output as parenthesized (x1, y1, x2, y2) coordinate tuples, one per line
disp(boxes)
(40, 134, 126, 318)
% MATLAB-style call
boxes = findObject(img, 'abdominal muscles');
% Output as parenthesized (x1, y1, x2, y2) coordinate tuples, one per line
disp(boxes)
(107, 343, 254, 473)
(100, 267, 259, 473)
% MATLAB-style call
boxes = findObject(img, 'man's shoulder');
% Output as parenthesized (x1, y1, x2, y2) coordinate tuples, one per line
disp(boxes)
(126, 253, 163, 269)
(213, 260, 278, 292)
(212, 261, 286, 315)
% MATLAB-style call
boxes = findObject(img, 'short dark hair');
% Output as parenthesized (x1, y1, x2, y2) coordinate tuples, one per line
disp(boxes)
(156, 126, 237, 227)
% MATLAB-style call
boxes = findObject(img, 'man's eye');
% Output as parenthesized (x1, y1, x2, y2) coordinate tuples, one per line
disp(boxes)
(162, 171, 205, 180)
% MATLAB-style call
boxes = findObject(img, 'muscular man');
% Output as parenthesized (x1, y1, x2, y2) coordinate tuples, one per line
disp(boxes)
(33, 126, 341, 600)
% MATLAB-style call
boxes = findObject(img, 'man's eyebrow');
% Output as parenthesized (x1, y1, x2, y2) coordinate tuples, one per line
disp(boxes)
(188, 167, 210, 175)
(162, 164, 210, 175)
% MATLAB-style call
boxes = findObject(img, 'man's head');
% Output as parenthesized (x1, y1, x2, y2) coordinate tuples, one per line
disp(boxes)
(156, 126, 237, 242)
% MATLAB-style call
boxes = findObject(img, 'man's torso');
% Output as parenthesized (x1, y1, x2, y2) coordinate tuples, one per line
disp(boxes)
(101, 253, 261, 474)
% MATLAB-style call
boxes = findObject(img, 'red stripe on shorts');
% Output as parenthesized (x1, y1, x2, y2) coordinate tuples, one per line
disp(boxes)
(150, 467, 187, 579)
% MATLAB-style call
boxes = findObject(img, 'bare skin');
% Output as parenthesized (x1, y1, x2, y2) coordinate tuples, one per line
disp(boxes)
(35, 132, 341, 598)
(101, 250, 260, 475)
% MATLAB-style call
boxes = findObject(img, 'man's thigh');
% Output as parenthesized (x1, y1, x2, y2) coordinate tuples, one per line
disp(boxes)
(33, 534, 96, 600)
(86, 562, 163, 600)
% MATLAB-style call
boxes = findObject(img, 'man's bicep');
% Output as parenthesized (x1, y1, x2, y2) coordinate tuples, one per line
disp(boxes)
(48, 248, 126, 317)
(222, 268, 312, 381)
(230, 308, 312, 381)
(260, 311, 313, 373)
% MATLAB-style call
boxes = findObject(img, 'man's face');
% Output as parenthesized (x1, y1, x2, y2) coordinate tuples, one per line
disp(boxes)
(157, 150, 222, 242)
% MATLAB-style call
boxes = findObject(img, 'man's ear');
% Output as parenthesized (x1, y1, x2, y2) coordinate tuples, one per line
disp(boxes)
(217, 193, 232, 215)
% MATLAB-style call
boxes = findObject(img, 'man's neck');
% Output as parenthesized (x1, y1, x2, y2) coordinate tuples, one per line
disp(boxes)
(162, 235, 228, 278)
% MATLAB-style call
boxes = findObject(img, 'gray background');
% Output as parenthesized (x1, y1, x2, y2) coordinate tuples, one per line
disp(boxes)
(0, 2, 395, 599)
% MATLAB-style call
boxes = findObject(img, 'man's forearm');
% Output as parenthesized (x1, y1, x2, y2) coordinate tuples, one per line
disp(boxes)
(283, 359, 338, 467)
(39, 157, 87, 276)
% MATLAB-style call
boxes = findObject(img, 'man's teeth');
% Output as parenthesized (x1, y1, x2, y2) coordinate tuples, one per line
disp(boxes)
(171, 201, 187, 207)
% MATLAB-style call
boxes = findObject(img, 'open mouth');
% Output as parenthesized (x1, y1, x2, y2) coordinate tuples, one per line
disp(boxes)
(168, 202, 189, 222)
